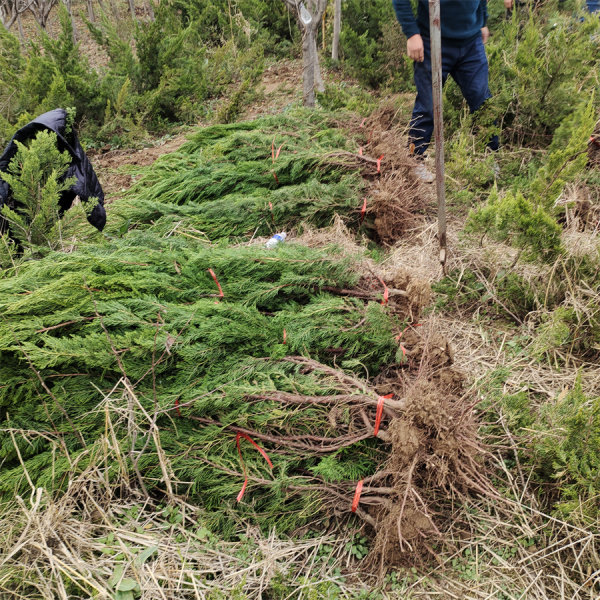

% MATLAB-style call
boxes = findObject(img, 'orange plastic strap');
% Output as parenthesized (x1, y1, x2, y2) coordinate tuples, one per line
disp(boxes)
(174, 398, 182, 417)
(395, 322, 422, 342)
(271, 139, 283, 162)
(378, 277, 389, 305)
(360, 197, 367, 224)
(208, 268, 224, 301)
(283, 328, 287, 344)
(235, 432, 274, 502)
(351, 479, 364, 513)
(376, 154, 384, 174)
(358, 146, 363, 156)
(373, 393, 393, 436)
(272, 171, 279, 184)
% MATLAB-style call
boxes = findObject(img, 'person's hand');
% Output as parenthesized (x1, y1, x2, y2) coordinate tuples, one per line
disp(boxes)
(481, 26, 490, 44)
(504, 0, 513, 9)
(407, 34, 424, 62)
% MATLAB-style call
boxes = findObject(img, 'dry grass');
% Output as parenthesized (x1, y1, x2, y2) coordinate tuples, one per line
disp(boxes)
(404, 492, 600, 599)
(2, 433, 598, 599)
(0, 382, 367, 599)
(0, 478, 363, 599)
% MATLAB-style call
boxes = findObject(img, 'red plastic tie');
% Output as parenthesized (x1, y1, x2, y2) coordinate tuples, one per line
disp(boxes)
(351, 479, 364, 513)
(208, 268, 224, 302)
(360, 197, 367, 224)
(271, 139, 283, 162)
(359, 118, 367, 128)
(283, 328, 287, 344)
(358, 146, 363, 156)
(272, 171, 279, 184)
(376, 154, 384, 174)
(395, 322, 422, 342)
(174, 398, 182, 417)
(378, 277, 389, 305)
(373, 393, 393, 436)
(236, 432, 273, 502)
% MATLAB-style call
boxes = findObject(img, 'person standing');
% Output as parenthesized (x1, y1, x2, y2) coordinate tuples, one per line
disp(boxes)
(393, 0, 498, 182)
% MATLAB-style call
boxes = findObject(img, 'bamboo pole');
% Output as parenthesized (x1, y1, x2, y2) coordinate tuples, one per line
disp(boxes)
(428, 0, 447, 273)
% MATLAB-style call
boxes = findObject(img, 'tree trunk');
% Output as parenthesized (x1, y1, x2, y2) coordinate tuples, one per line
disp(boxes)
(331, 0, 341, 60)
(312, 32, 325, 93)
(17, 12, 24, 42)
(282, 0, 328, 107)
(62, 0, 77, 42)
(145, 0, 154, 20)
(302, 28, 316, 107)
(128, 0, 137, 21)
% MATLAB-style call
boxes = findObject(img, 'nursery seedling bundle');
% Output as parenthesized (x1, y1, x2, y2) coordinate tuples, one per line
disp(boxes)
(0, 113, 491, 564)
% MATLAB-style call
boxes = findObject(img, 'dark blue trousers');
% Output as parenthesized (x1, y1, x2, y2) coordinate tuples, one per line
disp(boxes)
(410, 35, 498, 156)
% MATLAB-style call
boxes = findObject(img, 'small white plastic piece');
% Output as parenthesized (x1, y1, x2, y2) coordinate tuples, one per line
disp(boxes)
(299, 2, 313, 25)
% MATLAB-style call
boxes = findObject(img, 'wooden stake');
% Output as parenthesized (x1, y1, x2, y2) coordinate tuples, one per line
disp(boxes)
(428, 0, 447, 274)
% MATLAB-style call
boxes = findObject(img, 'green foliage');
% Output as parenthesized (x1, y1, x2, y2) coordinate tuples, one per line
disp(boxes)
(0, 114, 409, 534)
(530, 306, 575, 363)
(466, 99, 596, 262)
(0, 130, 74, 258)
(534, 381, 600, 522)
(316, 82, 375, 114)
(479, 369, 600, 524)
(111, 111, 368, 241)
(445, 127, 498, 199)
(214, 45, 265, 124)
(433, 267, 539, 323)
(38, 4, 104, 122)
(0, 27, 24, 143)
(0, 234, 399, 531)
(338, 0, 413, 90)
(466, 188, 563, 262)
(98, 79, 147, 147)
(526, 99, 597, 208)
(444, 5, 600, 149)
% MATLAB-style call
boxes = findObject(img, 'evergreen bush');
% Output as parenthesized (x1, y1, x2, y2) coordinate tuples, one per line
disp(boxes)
(466, 100, 597, 262)
(478, 368, 600, 525)
(339, 0, 413, 90)
(444, 4, 600, 149)
(0, 130, 75, 261)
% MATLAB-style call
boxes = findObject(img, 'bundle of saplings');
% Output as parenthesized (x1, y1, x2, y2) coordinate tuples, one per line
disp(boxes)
(0, 117, 488, 565)
(0, 231, 492, 564)
(110, 110, 383, 241)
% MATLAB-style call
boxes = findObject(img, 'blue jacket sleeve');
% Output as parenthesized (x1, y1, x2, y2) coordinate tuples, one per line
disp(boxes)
(478, 0, 488, 26)
(392, 0, 420, 39)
